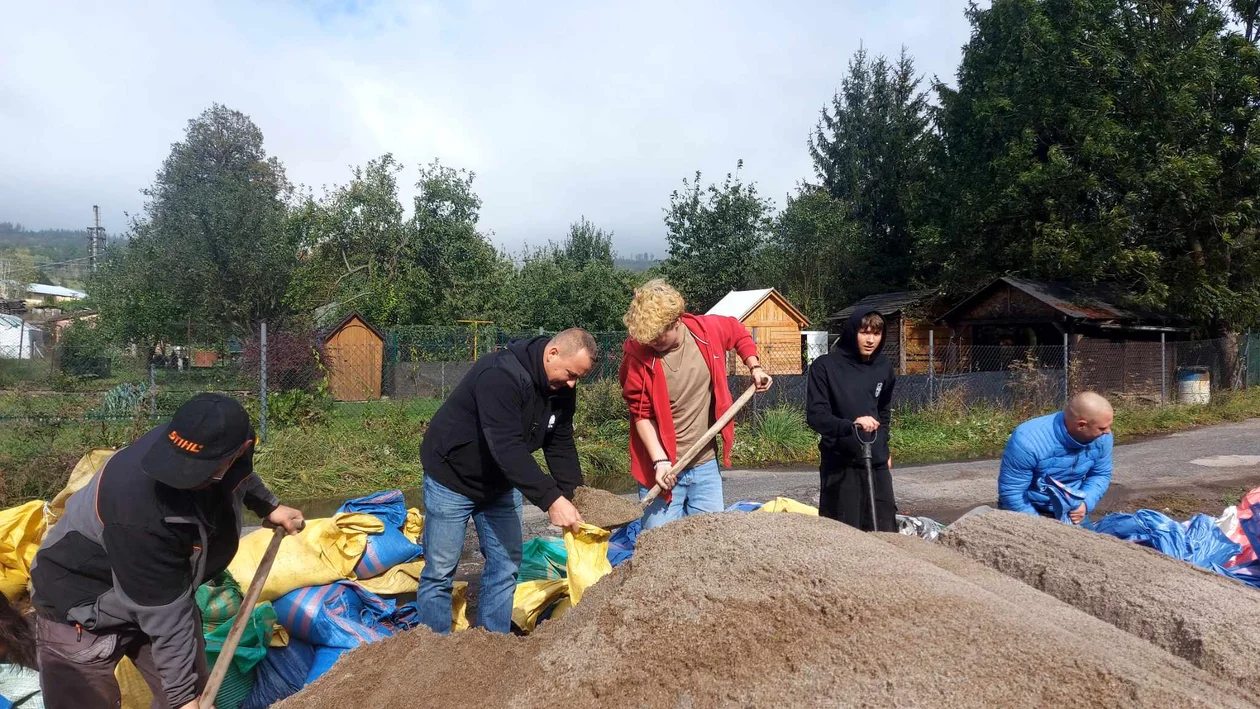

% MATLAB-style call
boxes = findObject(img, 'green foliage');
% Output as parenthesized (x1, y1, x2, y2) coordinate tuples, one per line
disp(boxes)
(929, 0, 1260, 332)
(809, 47, 932, 296)
(91, 104, 298, 346)
(758, 187, 862, 323)
(662, 161, 774, 312)
(265, 388, 331, 429)
(502, 218, 641, 331)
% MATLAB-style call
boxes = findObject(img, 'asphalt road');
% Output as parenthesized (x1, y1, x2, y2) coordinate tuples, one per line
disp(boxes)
(521, 417, 1260, 535)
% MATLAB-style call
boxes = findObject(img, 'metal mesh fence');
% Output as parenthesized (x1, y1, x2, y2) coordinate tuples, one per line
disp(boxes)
(3, 324, 1259, 456)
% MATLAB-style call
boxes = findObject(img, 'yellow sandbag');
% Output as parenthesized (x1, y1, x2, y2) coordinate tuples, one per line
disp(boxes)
(116, 655, 153, 709)
(0, 501, 46, 602)
(563, 523, 611, 605)
(270, 623, 290, 648)
(511, 578, 569, 633)
(403, 507, 423, 543)
(755, 497, 818, 515)
(358, 559, 425, 596)
(227, 513, 384, 603)
(47, 448, 115, 528)
(451, 580, 470, 632)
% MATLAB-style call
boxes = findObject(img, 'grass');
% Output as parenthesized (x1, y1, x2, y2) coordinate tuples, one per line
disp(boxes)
(5, 383, 1260, 509)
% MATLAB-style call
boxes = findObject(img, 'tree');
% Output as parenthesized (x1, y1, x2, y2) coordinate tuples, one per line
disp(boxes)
(930, 0, 1260, 336)
(810, 47, 932, 292)
(758, 186, 862, 323)
(93, 104, 298, 344)
(661, 161, 774, 311)
(505, 218, 639, 331)
(291, 155, 511, 328)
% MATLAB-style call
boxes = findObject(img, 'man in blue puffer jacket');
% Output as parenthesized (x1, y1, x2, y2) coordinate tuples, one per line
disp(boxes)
(998, 391, 1115, 525)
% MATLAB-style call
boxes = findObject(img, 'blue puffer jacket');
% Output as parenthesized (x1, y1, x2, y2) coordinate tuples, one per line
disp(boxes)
(998, 411, 1113, 519)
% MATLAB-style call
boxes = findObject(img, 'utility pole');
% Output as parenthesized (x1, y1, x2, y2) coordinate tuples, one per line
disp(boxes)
(456, 319, 494, 360)
(87, 205, 106, 272)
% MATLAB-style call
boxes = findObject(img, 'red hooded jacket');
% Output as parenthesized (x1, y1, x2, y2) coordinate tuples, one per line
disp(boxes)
(618, 314, 758, 497)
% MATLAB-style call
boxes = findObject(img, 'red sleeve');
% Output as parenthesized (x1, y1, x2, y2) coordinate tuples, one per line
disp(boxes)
(619, 345, 653, 422)
(712, 315, 757, 360)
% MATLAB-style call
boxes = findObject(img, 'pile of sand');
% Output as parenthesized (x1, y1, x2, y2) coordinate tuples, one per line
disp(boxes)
(571, 486, 641, 529)
(281, 512, 1243, 708)
(941, 510, 1260, 687)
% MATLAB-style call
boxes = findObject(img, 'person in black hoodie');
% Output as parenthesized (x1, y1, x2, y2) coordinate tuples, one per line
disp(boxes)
(806, 307, 897, 531)
(418, 328, 598, 635)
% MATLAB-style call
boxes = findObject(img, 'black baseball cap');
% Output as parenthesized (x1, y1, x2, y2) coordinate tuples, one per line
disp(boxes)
(141, 393, 254, 489)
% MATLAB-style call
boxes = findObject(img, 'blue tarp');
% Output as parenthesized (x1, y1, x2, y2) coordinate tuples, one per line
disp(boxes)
(241, 638, 316, 709)
(272, 581, 421, 683)
(1094, 509, 1242, 571)
(337, 490, 424, 578)
(725, 501, 765, 513)
(607, 520, 641, 567)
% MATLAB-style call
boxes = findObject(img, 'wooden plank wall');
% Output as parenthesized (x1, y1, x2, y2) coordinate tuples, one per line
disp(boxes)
(729, 297, 803, 375)
(327, 317, 384, 401)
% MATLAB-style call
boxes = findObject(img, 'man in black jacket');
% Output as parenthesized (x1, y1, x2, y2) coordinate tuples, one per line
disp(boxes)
(418, 329, 597, 635)
(806, 307, 897, 532)
(30, 393, 304, 709)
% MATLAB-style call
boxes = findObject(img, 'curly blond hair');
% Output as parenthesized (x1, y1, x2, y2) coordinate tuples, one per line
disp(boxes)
(624, 278, 685, 344)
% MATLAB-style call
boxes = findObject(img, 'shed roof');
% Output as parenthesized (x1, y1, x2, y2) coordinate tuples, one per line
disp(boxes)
(937, 276, 1186, 330)
(323, 312, 384, 342)
(705, 288, 810, 327)
(829, 290, 935, 322)
(27, 283, 86, 299)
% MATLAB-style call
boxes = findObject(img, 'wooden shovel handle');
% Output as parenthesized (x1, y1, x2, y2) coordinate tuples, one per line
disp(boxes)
(640, 384, 757, 508)
(200, 523, 293, 707)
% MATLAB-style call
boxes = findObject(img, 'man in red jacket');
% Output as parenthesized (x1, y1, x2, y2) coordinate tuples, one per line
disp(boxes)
(619, 279, 772, 529)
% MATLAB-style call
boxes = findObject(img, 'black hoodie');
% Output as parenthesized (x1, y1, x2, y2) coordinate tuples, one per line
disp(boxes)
(420, 336, 582, 511)
(806, 305, 896, 468)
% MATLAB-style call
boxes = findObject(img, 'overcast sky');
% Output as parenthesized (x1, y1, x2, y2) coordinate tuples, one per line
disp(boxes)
(1, 1, 975, 256)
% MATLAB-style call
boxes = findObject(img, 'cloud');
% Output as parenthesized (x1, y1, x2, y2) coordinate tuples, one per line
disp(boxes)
(0, 0, 973, 255)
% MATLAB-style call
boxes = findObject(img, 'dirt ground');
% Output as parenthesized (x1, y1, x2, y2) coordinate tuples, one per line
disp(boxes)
(942, 510, 1260, 687)
(282, 512, 1245, 709)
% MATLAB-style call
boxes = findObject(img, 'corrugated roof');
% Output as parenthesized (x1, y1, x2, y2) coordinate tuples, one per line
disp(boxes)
(936, 276, 1163, 324)
(829, 290, 934, 322)
(0, 314, 40, 330)
(706, 288, 774, 319)
(27, 283, 86, 299)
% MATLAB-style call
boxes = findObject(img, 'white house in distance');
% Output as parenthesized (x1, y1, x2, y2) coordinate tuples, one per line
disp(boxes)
(25, 283, 87, 306)
(0, 314, 43, 359)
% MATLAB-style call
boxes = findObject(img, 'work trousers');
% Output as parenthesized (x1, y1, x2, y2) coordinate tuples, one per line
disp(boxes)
(819, 463, 897, 532)
(35, 612, 208, 709)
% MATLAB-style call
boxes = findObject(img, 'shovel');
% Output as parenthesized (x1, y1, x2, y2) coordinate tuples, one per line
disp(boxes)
(854, 422, 879, 532)
(640, 384, 757, 508)
(200, 521, 302, 708)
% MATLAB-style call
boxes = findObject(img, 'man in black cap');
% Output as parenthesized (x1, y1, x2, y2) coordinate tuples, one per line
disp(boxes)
(30, 393, 304, 709)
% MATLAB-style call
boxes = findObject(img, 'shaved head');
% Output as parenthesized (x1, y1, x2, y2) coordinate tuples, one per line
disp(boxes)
(549, 328, 599, 360)
(1065, 391, 1114, 444)
(543, 328, 598, 391)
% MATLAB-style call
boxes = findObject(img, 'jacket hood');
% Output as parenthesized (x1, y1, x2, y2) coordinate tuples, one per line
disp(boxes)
(510, 335, 553, 394)
(837, 305, 887, 363)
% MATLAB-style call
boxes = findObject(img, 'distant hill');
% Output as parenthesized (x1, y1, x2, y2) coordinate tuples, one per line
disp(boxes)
(0, 222, 119, 288)
(614, 253, 660, 272)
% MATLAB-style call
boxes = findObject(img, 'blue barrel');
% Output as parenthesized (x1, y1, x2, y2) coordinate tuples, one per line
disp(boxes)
(1176, 366, 1210, 405)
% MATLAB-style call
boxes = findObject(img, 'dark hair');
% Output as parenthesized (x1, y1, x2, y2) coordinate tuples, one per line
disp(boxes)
(0, 595, 36, 670)
(858, 312, 885, 333)
(552, 328, 600, 363)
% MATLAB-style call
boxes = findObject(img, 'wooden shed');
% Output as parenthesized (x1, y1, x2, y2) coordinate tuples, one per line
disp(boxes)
(706, 288, 810, 375)
(829, 290, 963, 375)
(323, 313, 385, 401)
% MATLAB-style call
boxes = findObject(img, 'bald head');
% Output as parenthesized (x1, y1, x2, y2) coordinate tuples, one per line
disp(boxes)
(1065, 391, 1114, 444)
(542, 328, 598, 391)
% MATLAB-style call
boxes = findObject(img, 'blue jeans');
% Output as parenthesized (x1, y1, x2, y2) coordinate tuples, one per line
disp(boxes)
(639, 458, 724, 530)
(416, 476, 523, 634)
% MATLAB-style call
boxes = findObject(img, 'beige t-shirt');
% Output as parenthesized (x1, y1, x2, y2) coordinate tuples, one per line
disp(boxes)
(661, 328, 716, 466)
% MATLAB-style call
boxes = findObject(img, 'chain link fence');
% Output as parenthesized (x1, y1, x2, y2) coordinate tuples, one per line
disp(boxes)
(4, 322, 1259, 471)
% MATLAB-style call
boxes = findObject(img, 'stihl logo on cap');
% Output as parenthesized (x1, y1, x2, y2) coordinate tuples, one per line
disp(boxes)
(168, 430, 205, 454)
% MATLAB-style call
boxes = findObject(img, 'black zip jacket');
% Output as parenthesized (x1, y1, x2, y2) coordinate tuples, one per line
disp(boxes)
(30, 424, 280, 708)
(420, 336, 583, 511)
(806, 305, 896, 469)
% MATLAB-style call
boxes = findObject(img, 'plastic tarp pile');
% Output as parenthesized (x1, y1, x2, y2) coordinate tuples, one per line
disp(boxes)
(1092, 484, 1260, 590)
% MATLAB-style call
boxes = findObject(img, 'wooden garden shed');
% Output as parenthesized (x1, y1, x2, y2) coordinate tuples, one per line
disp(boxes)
(323, 313, 385, 401)
(706, 288, 810, 375)
(829, 290, 962, 375)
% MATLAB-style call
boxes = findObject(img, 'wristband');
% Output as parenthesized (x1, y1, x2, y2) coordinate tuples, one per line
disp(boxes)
(653, 458, 670, 465)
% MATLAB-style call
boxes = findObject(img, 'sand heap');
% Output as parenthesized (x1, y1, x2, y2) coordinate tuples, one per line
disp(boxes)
(281, 512, 1244, 709)
(571, 486, 641, 530)
(942, 509, 1260, 688)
